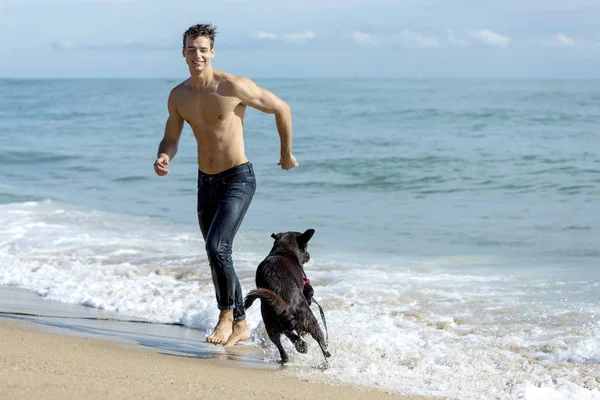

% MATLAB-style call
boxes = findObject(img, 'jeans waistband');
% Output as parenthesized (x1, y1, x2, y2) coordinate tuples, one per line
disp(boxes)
(198, 162, 254, 182)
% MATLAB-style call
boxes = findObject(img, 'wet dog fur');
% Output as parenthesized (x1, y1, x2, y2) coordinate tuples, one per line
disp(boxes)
(244, 229, 330, 364)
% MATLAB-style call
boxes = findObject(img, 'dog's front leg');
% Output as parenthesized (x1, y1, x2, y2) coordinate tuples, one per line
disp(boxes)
(309, 326, 331, 361)
(284, 330, 308, 354)
(299, 305, 331, 361)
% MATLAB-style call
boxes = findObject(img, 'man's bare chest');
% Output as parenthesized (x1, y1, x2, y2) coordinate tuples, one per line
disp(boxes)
(178, 92, 241, 125)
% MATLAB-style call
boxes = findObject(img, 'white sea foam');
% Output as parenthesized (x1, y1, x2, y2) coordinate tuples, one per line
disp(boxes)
(1, 200, 599, 400)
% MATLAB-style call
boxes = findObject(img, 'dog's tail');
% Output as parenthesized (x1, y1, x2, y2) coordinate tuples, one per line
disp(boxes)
(244, 288, 288, 316)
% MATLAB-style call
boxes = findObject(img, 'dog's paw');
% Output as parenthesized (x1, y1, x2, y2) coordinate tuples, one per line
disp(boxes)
(295, 340, 308, 354)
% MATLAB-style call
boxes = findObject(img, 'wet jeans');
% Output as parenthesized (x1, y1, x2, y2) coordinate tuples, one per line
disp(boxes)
(197, 162, 256, 321)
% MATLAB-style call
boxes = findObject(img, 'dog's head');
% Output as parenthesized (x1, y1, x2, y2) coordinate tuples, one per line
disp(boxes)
(270, 229, 315, 264)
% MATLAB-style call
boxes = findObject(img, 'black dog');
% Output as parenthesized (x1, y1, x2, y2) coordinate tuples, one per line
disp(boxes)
(244, 229, 330, 364)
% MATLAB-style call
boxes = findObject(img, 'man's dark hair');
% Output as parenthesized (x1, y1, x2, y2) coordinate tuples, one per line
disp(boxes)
(183, 23, 218, 49)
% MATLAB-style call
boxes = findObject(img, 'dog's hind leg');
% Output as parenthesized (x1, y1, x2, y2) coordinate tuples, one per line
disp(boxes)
(284, 330, 308, 354)
(268, 332, 288, 364)
(264, 322, 289, 364)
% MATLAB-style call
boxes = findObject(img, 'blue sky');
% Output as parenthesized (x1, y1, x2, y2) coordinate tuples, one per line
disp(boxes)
(1, 0, 599, 78)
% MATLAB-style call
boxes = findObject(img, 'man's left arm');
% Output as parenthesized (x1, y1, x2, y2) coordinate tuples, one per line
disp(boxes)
(228, 77, 298, 170)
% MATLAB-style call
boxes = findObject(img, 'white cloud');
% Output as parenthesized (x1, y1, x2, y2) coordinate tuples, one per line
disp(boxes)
(50, 39, 168, 52)
(254, 31, 277, 40)
(469, 29, 511, 49)
(250, 30, 316, 45)
(3, 0, 134, 4)
(541, 33, 578, 47)
(283, 31, 316, 44)
(52, 39, 75, 51)
(351, 31, 376, 46)
(513, 0, 600, 11)
(398, 30, 439, 48)
(447, 29, 469, 47)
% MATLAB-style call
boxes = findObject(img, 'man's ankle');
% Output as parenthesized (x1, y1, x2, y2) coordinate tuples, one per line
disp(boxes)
(218, 309, 234, 322)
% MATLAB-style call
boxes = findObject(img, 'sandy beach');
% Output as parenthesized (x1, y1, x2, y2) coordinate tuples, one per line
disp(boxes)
(0, 286, 435, 400)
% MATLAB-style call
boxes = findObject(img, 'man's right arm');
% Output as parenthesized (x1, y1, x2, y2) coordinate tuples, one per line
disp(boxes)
(154, 89, 184, 176)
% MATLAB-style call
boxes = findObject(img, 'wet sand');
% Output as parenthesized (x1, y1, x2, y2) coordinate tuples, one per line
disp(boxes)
(0, 286, 436, 400)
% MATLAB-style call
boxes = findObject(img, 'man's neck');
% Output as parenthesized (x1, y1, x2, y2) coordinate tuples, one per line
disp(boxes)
(189, 66, 215, 89)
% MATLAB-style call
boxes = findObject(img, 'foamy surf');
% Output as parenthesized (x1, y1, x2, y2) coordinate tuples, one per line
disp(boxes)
(0, 200, 598, 400)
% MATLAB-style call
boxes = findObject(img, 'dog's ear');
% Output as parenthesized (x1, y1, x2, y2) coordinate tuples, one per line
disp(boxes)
(271, 233, 281, 240)
(297, 229, 315, 245)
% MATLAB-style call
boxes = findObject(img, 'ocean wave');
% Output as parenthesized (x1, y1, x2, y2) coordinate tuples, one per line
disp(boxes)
(1, 201, 599, 399)
(112, 176, 150, 183)
(1, 150, 81, 165)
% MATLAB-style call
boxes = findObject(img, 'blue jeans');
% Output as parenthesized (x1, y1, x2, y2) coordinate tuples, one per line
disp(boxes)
(197, 162, 256, 321)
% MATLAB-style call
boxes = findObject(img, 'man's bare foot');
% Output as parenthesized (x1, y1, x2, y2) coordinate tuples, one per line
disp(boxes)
(224, 319, 251, 347)
(206, 310, 233, 345)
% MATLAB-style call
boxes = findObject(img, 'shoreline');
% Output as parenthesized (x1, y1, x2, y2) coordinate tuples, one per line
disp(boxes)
(0, 285, 437, 400)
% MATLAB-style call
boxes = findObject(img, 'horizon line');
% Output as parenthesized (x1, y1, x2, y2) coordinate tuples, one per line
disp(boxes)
(2, 76, 600, 80)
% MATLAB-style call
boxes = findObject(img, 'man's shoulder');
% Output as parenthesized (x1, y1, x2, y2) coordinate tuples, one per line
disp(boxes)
(170, 79, 189, 95)
(167, 79, 190, 104)
(216, 71, 255, 96)
(216, 70, 251, 84)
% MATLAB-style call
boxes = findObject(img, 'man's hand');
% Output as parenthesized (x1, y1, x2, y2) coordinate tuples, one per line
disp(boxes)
(154, 154, 170, 176)
(278, 153, 299, 170)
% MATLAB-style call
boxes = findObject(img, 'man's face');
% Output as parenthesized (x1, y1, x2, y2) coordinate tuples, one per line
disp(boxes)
(182, 36, 214, 71)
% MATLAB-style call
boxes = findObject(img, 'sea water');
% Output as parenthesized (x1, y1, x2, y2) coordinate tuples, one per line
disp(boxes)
(0, 78, 599, 399)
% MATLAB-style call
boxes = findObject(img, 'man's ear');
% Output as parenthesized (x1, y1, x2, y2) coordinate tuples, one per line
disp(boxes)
(297, 229, 315, 245)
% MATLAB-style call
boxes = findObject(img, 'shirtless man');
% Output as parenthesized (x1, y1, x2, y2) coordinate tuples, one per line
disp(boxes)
(153, 23, 298, 346)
